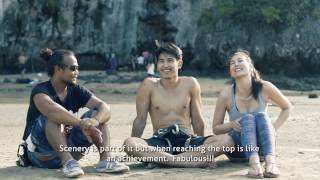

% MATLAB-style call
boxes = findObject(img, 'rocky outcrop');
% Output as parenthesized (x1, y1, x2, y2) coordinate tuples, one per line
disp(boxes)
(193, 15, 320, 75)
(0, 0, 145, 72)
(0, 0, 319, 75)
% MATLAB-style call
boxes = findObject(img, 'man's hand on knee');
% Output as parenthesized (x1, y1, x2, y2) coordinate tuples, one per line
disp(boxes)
(80, 117, 100, 128)
(80, 118, 103, 143)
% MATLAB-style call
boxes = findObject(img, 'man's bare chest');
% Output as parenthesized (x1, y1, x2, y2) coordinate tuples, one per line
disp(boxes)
(150, 90, 191, 113)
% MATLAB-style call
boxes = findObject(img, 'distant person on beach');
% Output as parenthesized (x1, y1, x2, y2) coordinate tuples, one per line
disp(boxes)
(146, 54, 155, 77)
(110, 53, 118, 73)
(136, 55, 144, 70)
(130, 48, 137, 71)
(212, 49, 292, 178)
(123, 41, 234, 168)
(19, 48, 129, 178)
(18, 53, 28, 79)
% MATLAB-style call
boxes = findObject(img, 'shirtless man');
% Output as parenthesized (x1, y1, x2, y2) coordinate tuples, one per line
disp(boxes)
(124, 42, 233, 168)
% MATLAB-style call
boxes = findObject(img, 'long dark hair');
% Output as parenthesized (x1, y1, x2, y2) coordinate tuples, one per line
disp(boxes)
(230, 49, 262, 100)
(40, 48, 74, 77)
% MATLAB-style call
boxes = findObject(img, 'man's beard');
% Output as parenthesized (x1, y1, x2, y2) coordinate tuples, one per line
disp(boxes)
(62, 79, 77, 87)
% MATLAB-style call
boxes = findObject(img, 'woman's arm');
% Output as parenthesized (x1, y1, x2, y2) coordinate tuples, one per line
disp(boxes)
(263, 81, 293, 131)
(212, 89, 235, 134)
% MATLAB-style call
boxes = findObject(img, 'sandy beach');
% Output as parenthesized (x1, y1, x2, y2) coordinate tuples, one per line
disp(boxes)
(0, 72, 319, 179)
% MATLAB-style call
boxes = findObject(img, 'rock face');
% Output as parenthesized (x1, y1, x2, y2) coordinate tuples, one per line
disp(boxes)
(0, 0, 145, 72)
(193, 14, 320, 75)
(0, 0, 319, 75)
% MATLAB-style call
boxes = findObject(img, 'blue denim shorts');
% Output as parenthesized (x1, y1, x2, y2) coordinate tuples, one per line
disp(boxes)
(27, 111, 94, 169)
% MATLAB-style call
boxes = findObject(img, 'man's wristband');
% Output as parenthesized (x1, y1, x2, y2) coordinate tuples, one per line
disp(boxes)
(79, 119, 89, 129)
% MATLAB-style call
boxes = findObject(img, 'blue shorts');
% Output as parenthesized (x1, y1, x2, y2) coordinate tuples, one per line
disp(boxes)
(27, 111, 94, 169)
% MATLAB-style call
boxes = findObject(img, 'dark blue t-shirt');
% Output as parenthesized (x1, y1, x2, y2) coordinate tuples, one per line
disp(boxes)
(22, 80, 92, 140)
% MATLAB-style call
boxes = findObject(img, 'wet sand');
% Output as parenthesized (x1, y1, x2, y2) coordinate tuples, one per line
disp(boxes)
(0, 95, 319, 179)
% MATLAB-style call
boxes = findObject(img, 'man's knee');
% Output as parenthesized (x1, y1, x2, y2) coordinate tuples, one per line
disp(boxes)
(123, 137, 146, 154)
(204, 134, 233, 146)
(98, 121, 108, 128)
(123, 138, 135, 155)
(123, 137, 135, 153)
(45, 119, 62, 133)
(220, 134, 234, 147)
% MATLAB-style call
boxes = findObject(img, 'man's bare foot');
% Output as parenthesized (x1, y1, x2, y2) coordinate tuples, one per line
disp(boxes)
(145, 163, 160, 169)
(205, 161, 217, 169)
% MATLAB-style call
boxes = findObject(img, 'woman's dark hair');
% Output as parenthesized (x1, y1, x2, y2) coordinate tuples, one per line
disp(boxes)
(155, 40, 183, 60)
(230, 49, 262, 100)
(40, 48, 74, 77)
